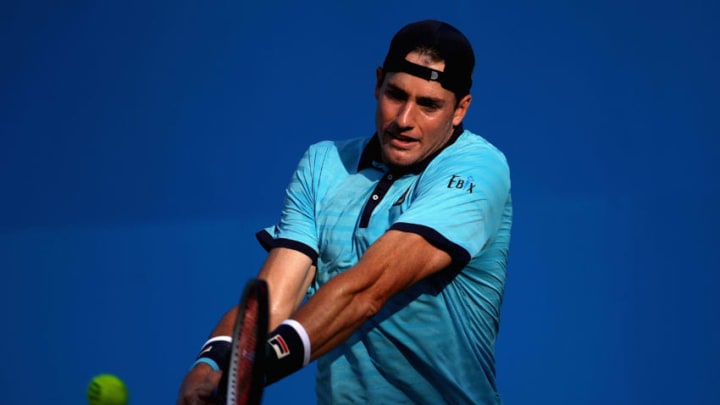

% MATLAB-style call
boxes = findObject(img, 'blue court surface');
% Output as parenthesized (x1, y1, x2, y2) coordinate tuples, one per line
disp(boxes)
(1, 1, 718, 404)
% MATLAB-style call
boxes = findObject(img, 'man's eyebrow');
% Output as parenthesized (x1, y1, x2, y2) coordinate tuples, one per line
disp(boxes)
(416, 95, 444, 106)
(386, 83, 408, 95)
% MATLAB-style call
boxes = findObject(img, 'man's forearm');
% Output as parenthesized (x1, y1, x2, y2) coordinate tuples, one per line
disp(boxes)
(292, 230, 452, 360)
(293, 270, 377, 359)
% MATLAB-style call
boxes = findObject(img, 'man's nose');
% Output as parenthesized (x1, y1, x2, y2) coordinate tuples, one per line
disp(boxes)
(394, 101, 415, 130)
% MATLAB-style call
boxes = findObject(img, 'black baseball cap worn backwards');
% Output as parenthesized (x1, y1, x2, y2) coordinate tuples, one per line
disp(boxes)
(382, 20, 475, 98)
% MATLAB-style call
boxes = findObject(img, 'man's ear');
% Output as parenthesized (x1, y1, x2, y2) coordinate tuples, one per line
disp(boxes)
(374, 67, 384, 100)
(452, 94, 472, 126)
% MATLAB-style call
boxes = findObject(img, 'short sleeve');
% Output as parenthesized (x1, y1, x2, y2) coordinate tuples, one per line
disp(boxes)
(255, 144, 325, 263)
(390, 138, 511, 267)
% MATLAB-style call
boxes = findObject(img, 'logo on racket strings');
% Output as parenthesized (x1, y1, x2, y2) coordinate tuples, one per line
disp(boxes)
(268, 334, 290, 359)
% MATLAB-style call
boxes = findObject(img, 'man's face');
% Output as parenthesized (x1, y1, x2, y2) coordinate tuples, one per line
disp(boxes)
(374, 51, 471, 169)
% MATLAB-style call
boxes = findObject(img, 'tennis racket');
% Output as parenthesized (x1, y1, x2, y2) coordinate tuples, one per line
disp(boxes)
(215, 278, 269, 405)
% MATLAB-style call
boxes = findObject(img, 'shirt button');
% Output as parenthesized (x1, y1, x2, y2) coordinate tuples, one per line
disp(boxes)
(387, 174, 393, 180)
(372, 194, 379, 201)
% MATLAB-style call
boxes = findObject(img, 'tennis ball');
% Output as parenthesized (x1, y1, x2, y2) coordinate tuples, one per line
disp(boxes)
(87, 374, 129, 405)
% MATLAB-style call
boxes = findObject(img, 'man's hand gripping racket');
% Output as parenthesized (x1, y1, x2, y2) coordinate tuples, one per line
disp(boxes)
(214, 279, 269, 405)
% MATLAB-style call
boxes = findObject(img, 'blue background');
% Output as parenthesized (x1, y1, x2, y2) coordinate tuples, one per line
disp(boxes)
(2, 0, 718, 404)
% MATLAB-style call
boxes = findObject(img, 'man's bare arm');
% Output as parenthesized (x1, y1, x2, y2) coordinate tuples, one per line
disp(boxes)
(207, 247, 315, 337)
(292, 229, 452, 359)
(176, 247, 314, 404)
(258, 247, 315, 330)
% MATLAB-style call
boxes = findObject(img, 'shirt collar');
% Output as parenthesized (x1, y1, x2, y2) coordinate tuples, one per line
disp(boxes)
(357, 123, 465, 175)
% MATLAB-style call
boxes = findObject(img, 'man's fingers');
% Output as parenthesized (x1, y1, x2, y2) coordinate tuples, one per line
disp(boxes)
(177, 366, 222, 405)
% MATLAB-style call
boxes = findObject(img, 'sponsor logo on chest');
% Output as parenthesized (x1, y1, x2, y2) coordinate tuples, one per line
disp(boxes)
(447, 174, 475, 193)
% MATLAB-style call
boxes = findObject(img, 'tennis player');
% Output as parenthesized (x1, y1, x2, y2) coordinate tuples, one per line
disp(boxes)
(178, 19, 512, 405)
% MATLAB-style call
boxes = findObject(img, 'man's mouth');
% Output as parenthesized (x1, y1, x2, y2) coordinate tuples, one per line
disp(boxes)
(386, 132, 418, 147)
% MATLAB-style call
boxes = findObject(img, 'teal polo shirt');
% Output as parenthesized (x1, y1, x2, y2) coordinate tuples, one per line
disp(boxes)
(257, 127, 512, 404)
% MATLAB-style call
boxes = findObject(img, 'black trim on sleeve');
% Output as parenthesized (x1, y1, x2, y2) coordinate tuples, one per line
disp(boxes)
(256, 229, 277, 252)
(255, 230, 319, 265)
(390, 222, 471, 270)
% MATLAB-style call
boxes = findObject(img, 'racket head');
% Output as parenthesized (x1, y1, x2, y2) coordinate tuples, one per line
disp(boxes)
(217, 278, 269, 405)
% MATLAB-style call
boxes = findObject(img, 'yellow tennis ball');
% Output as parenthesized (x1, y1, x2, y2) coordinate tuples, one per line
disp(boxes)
(87, 374, 129, 405)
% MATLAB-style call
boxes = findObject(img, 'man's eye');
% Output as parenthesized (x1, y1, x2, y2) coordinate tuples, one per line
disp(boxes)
(419, 101, 441, 110)
(386, 89, 405, 100)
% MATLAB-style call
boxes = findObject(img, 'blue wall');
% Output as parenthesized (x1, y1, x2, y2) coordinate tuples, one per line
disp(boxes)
(2, 1, 718, 404)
